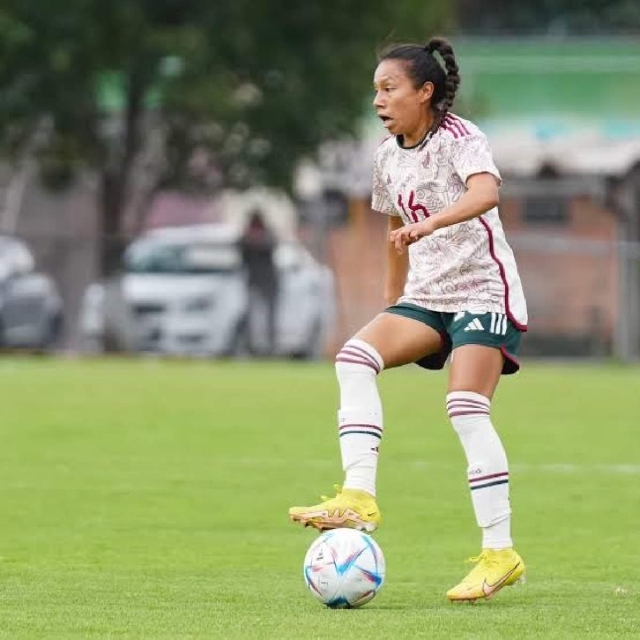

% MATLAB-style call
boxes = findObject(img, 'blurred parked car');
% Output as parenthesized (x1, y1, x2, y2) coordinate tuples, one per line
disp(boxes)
(79, 224, 336, 358)
(0, 236, 63, 350)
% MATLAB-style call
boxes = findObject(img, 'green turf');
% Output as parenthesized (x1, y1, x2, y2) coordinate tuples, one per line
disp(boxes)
(0, 357, 638, 639)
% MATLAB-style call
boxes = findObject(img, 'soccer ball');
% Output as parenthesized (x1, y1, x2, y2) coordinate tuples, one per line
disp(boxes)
(303, 528, 385, 608)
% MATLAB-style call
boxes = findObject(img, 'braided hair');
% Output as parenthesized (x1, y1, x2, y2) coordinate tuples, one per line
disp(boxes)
(378, 37, 461, 135)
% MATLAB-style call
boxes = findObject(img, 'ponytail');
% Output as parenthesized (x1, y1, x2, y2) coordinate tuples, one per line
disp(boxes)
(425, 37, 460, 132)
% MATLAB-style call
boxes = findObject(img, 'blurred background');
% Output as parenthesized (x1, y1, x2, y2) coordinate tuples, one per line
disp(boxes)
(1, 0, 640, 363)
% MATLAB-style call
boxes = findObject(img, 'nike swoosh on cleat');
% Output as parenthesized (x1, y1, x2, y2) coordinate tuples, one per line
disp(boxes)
(481, 563, 521, 598)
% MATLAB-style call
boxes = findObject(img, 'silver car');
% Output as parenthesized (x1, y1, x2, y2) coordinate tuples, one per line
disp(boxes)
(0, 236, 63, 349)
(80, 224, 336, 358)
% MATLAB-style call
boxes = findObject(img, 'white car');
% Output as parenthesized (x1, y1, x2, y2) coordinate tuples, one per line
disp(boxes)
(79, 224, 336, 358)
(0, 236, 63, 349)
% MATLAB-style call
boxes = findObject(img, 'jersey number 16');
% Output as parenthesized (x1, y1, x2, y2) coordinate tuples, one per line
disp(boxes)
(397, 191, 430, 222)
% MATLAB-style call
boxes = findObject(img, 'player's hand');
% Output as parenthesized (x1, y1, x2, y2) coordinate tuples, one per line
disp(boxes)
(389, 219, 437, 254)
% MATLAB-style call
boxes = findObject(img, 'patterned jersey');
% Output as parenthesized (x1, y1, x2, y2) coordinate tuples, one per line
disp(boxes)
(371, 113, 528, 329)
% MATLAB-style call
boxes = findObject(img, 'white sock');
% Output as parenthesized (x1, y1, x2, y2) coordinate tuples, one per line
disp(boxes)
(447, 391, 513, 550)
(335, 339, 384, 497)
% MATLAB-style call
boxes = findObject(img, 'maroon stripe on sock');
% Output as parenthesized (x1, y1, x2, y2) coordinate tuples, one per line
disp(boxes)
(448, 410, 490, 418)
(340, 429, 382, 440)
(339, 423, 383, 434)
(447, 405, 490, 414)
(447, 402, 490, 413)
(470, 478, 509, 491)
(447, 404, 490, 414)
(469, 471, 509, 484)
(446, 397, 488, 405)
(446, 399, 489, 409)
(335, 356, 379, 373)
(339, 351, 380, 373)
(340, 345, 381, 373)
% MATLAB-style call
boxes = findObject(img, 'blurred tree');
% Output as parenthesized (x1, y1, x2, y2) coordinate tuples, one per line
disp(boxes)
(456, 0, 640, 34)
(0, 0, 453, 274)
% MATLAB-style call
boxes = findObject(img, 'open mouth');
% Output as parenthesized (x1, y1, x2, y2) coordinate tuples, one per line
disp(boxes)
(378, 115, 394, 128)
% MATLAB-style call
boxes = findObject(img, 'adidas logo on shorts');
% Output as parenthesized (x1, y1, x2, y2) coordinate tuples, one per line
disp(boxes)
(464, 318, 485, 332)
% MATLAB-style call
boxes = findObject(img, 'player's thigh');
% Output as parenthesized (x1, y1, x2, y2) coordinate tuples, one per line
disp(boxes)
(448, 344, 504, 399)
(353, 312, 442, 369)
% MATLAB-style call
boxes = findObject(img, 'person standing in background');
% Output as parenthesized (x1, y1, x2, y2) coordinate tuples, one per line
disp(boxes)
(239, 210, 279, 357)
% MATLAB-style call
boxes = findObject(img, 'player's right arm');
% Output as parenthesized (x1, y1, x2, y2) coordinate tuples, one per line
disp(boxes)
(371, 144, 406, 305)
(384, 215, 408, 306)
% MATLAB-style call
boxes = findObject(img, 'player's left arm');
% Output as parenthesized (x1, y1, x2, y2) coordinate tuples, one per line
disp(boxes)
(430, 172, 499, 229)
(389, 173, 499, 253)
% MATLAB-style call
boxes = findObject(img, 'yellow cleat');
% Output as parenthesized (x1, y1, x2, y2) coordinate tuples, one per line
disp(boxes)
(446, 548, 526, 603)
(289, 486, 381, 533)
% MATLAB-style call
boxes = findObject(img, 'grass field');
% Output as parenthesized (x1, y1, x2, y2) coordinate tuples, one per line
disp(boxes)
(0, 357, 639, 639)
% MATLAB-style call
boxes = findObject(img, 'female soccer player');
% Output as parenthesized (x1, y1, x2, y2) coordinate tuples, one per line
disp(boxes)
(289, 37, 527, 602)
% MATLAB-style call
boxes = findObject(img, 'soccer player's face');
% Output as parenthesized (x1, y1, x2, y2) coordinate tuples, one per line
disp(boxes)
(373, 60, 433, 138)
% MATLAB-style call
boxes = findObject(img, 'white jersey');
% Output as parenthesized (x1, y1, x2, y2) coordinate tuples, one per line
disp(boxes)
(371, 113, 528, 329)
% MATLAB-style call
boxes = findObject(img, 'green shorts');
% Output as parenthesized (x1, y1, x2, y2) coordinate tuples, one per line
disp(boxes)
(385, 303, 523, 375)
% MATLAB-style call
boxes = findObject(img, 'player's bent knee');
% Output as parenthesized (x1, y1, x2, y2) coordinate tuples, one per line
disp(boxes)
(335, 339, 384, 376)
(446, 390, 491, 433)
